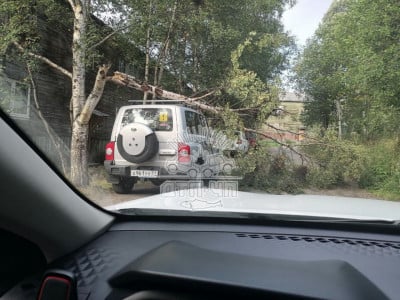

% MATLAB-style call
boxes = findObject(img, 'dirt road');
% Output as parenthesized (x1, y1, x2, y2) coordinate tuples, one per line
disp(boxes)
(81, 181, 160, 207)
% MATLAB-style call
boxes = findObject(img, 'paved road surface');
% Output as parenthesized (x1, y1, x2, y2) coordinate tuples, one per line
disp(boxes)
(86, 183, 378, 210)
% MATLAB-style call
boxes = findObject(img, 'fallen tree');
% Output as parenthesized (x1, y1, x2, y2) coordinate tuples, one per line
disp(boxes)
(109, 70, 310, 163)
(109, 71, 276, 118)
(110, 71, 230, 115)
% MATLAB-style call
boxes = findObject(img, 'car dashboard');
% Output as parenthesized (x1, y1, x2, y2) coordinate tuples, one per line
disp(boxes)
(4, 218, 400, 300)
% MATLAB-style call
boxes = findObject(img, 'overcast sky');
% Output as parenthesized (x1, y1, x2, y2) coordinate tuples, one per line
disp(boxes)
(282, 0, 334, 46)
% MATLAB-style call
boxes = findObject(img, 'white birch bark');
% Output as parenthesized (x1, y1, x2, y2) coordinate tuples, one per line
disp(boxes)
(70, 0, 90, 186)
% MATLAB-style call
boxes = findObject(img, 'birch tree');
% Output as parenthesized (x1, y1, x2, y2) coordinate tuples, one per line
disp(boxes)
(1, 0, 111, 186)
(67, 0, 110, 186)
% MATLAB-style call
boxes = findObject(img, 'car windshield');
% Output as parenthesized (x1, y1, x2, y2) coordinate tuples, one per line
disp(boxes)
(1, 0, 400, 219)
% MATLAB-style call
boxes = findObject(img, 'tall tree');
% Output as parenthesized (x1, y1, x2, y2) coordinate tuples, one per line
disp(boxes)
(1, 0, 112, 186)
(296, 0, 400, 139)
(111, 0, 295, 92)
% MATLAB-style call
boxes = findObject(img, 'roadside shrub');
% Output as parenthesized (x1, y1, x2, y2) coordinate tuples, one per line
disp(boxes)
(302, 129, 366, 188)
(303, 128, 400, 200)
(238, 144, 305, 194)
(358, 139, 400, 200)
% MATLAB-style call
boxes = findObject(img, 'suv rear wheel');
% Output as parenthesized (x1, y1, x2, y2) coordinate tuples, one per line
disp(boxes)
(112, 178, 136, 194)
(150, 179, 165, 186)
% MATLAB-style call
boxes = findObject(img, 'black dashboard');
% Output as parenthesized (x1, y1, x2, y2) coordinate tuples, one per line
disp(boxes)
(4, 218, 400, 300)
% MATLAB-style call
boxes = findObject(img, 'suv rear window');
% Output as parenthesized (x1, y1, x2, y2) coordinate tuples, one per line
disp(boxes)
(121, 108, 173, 131)
(185, 110, 207, 135)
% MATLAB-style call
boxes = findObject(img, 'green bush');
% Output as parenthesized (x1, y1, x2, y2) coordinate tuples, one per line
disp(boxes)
(303, 129, 366, 188)
(238, 145, 305, 194)
(303, 128, 400, 200)
(237, 129, 400, 200)
(358, 139, 400, 200)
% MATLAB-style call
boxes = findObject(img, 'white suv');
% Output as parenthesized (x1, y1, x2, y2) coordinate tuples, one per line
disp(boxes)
(104, 104, 226, 193)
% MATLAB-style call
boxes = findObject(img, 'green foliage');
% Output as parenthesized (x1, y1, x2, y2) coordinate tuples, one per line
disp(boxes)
(294, 0, 400, 199)
(216, 33, 284, 129)
(303, 129, 366, 188)
(0, 0, 39, 54)
(358, 139, 400, 200)
(296, 0, 400, 139)
(103, 0, 296, 92)
(0, 0, 102, 69)
(303, 129, 400, 200)
(238, 145, 305, 194)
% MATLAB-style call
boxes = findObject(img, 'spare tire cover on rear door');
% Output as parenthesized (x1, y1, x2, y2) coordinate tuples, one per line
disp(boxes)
(117, 123, 159, 163)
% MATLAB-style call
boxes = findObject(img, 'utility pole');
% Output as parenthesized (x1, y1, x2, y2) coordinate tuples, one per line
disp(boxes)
(336, 99, 342, 139)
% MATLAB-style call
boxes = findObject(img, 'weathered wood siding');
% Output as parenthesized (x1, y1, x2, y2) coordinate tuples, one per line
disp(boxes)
(2, 13, 142, 168)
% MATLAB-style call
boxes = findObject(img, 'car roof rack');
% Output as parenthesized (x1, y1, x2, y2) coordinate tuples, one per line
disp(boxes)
(127, 100, 187, 103)
(127, 99, 199, 108)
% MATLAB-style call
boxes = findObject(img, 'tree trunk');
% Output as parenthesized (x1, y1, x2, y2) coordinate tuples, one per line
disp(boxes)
(79, 65, 110, 125)
(71, 65, 110, 187)
(70, 121, 89, 186)
(154, 0, 178, 88)
(110, 71, 220, 114)
(70, 0, 89, 186)
(14, 1, 109, 187)
(143, 26, 151, 103)
(143, 0, 153, 103)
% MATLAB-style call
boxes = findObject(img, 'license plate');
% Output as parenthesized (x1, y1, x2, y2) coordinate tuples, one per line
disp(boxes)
(131, 170, 159, 178)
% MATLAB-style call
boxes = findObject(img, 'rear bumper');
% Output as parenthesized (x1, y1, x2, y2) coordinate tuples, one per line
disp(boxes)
(104, 161, 241, 182)
(104, 161, 172, 182)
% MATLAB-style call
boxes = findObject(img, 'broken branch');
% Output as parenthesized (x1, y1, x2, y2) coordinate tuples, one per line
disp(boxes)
(109, 71, 222, 114)
(13, 42, 72, 79)
(244, 127, 310, 164)
(87, 25, 131, 51)
(79, 64, 110, 125)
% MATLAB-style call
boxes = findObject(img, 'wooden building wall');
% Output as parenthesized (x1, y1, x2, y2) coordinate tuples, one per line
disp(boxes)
(1, 13, 142, 169)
